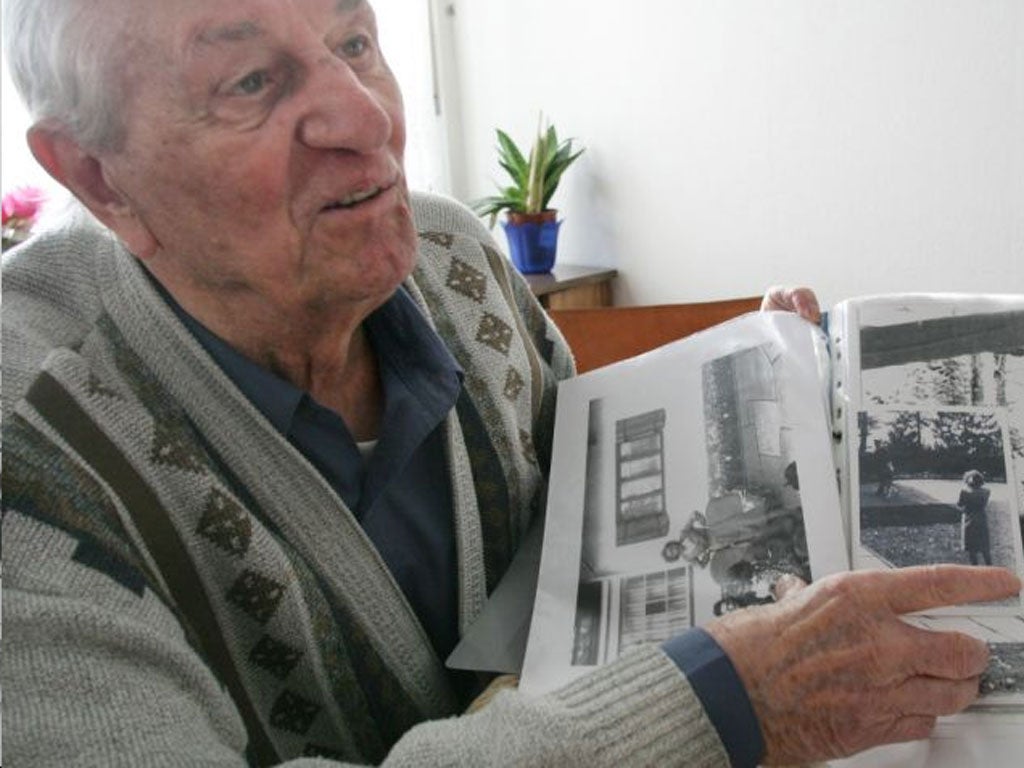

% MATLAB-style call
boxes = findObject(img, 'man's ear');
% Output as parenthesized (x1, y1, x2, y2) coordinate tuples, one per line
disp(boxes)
(26, 125, 159, 258)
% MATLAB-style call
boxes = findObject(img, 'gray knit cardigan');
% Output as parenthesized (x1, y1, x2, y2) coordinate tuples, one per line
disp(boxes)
(1, 192, 730, 767)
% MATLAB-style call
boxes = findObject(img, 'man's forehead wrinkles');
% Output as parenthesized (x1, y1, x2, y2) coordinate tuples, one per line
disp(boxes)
(194, 20, 265, 47)
(188, 0, 365, 50)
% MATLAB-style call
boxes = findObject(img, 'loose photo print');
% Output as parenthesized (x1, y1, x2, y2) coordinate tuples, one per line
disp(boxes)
(854, 300, 1024, 587)
(855, 408, 1024, 610)
(522, 311, 845, 695)
(571, 343, 815, 666)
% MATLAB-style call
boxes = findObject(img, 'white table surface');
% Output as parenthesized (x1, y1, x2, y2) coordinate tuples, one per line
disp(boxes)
(834, 712, 1024, 767)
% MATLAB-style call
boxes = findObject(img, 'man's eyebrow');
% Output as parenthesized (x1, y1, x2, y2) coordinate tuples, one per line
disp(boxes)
(193, 20, 264, 47)
(336, 0, 365, 11)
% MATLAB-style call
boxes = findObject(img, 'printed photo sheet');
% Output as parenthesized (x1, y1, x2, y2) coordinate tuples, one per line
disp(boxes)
(521, 312, 846, 695)
(837, 293, 1024, 707)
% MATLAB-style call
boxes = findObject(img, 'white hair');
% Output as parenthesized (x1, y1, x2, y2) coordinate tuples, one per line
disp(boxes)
(3, 0, 125, 151)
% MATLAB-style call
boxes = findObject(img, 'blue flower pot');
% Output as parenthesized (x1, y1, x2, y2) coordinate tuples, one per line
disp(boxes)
(502, 217, 562, 274)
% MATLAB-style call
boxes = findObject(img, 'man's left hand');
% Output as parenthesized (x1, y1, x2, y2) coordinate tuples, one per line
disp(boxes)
(761, 286, 821, 324)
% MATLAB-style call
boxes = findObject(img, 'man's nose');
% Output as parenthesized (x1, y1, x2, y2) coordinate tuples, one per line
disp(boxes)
(298, 56, 392, 152)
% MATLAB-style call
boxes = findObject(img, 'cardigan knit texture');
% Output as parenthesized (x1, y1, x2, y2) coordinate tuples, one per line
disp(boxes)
(2, 191, 731, 767)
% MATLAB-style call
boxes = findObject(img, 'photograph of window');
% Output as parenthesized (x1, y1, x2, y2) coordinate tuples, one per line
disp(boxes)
(615, 410, 669, 546)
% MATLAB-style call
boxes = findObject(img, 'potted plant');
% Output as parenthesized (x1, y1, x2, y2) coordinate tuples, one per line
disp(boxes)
(472, 117, 584, 274)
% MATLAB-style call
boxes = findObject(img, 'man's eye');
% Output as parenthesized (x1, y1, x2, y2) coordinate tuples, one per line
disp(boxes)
(233, 70, 271, 95)
(339, 35, 370, 59)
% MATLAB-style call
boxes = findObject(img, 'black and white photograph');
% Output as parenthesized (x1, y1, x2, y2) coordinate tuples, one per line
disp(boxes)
(856, 304, 1024, 592)
(572, 402, 695, 666)
(573, 400, 697, 664)
(570, 341, 819, 665)
(571, 566, 693, 667)
(697, 344, 811, 606)
(857, 307, 1024, 412)
(523, 312, 845, 696)
(841, 297, 1024, 711)
(856, 409, 1023, 608)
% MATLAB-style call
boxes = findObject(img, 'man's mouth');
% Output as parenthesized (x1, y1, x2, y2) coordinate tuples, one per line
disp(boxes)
(322, 185, 387, 211)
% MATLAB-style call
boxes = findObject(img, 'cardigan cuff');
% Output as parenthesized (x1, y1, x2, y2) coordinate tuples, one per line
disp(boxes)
(662, 627, 764, 768)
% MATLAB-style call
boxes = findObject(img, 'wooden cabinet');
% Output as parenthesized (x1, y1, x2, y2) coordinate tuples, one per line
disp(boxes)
(523, 264, 617, 310)
(548, 296, 763, 373)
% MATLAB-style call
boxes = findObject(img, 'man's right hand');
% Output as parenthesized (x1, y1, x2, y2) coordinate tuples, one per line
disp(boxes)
(705, 565, 1021, 765)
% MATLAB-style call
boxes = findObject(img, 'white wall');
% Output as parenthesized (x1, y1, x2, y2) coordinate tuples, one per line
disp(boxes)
(443, 0, 1023, 308)
(375, 0, 450, 192)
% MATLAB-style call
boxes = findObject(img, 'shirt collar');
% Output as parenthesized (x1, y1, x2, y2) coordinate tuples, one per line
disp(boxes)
(365, 285, 464, 416)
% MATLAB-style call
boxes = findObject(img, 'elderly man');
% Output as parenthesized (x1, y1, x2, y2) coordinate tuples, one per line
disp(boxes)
(2, 1, 1019, 766)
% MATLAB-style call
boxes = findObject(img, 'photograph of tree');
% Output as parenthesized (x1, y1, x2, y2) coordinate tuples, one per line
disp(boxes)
(861, 348, 1024, 411)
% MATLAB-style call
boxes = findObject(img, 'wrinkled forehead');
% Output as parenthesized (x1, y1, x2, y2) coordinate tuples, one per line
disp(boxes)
(119, 0, 370, 53)
(103, 0, 375, 111)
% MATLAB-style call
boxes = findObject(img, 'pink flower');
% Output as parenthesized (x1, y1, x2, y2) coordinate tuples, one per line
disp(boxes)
(2, 186, 47, 227)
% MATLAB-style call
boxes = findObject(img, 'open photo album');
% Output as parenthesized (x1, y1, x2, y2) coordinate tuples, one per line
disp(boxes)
(517, 293, 1024, 719)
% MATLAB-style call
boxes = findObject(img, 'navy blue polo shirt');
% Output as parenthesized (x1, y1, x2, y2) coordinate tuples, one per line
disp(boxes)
(164, 282, 762, 764)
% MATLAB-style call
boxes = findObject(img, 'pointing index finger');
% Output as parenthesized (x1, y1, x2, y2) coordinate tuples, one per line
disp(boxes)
(867, 566, 1021, 615)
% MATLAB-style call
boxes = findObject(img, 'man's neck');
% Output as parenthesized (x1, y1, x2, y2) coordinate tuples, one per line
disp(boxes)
(151, 269, 389, 441)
